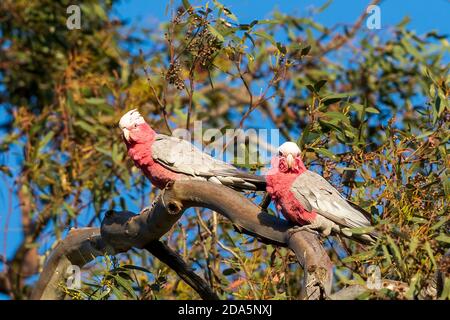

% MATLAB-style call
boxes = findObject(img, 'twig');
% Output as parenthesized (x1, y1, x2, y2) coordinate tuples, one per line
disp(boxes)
(321, 0, 381, 54)
(143, 66, 172, 134)
(145, 240, 219, 300)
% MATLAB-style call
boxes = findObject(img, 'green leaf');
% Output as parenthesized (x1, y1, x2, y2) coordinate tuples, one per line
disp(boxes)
(386, 235, 404, 269)
(431, 216, 449, 231)
(257, 19, 282, 25)
(113, 274, 137, 299)
(316, 0, 333, 13)
(0, 165, 12, 177)
(111, 285, 126, 300)
(408, 237, 419, 254)
(111, 143, 121, 164)
(74, 120, 96, 134)
(244, 32, 255, 46)
(324, 111, 349, 122)
(382, 245, 392, 265)
(63, 202, 76, 218)
(95, 287, 112, 300)
(424, 241, 436, 268)
(313, 148, 337, 160)
(314, 79, 327, 92)
(95, 146, 111, 157)
(443, 174, 450, 197)
(121, 264, 152, 274)
(440, 278, 450, 299)
(182, 0, 191, 10)
(318, 118, 343, 133)
(37, 131, 55, 153)
(406, 273, 421, 299)
(300, 45, 311, 56)
(435, 234, 450, 244)
(276, 42, 287, 55)
(347, 226, 375, 235)
(335, 166, 357, 174)
(213, 0, 238, 21)
(365, 107, 380, 114)
(342, 250, 375, 263)
(397, 16, 411, 28)
(222, 267, 240, 276)
(252, 30, 276, 46)
(349, 103, 364, 112)
(207, 25, 225, 42)
(401, 37, 422, 60)
(84, 98, 106, 105)
(306, 84, 315, 93)
(321, 92, 353, 105)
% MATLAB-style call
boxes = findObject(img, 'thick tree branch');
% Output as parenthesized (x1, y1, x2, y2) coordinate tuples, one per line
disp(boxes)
(32, 180, 333, 300)
(329, 280, 409, 300)
(30, 228, 106, 300)
(288, 232, 333, 299)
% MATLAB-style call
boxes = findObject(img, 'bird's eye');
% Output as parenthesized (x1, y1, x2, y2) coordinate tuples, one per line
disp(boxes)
(134, 123, 137, 128)
(278, 151, 283, 156)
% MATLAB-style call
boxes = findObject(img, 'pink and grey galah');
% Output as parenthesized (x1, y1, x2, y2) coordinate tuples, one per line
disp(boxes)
(266, 141, 375, 242)
(119, 109, 266, 191)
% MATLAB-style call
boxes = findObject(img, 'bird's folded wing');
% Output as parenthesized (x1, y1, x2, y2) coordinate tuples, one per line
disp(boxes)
(290, 170, 371, 228)
(151, 134, 247, 178)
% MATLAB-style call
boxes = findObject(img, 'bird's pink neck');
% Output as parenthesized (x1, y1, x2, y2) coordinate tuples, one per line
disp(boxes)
(125, 123, 179, 189)
(125, 123, 156, 147)
(124, 123, 156, 165)
(266, 156, 316, 224)
(266, 156, 307, 196)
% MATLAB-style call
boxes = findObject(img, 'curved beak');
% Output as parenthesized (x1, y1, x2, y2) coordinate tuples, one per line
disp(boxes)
(286, 154, 294, 169)
(122, 128, 130, 142)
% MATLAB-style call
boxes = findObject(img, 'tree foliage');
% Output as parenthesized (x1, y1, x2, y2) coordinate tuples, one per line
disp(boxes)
(0, 0, 448, 299)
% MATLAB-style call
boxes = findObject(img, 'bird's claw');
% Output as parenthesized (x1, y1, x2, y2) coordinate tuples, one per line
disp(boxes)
(288, 225, 320, 237)
(259, 193, 272, 210)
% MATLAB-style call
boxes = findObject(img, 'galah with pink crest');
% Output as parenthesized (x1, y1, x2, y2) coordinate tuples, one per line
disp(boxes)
(266, 141, 375, 243)
(118, 109, 266, 191)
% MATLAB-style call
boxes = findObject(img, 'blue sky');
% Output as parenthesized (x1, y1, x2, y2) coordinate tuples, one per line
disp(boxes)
(0, 0, 449, 299)
(113, 0, 449, 35)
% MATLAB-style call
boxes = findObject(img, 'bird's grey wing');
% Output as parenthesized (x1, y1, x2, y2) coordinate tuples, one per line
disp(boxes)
(290, 170, 371, 228)
(152, 135, 265, 190)
(151, 134, 231, 176)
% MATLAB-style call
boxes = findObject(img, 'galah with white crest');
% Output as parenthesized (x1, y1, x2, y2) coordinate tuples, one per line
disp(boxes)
(118, 109, 266, 191)
(266, 141, 375, 242)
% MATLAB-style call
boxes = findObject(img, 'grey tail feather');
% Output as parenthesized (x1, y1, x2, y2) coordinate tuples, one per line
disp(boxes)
(212, 169, 266, 191)
(233, 172, 266, 191)
(344, 200, 378, 244)
(346, 199, 373, 223)
(356, 232, 378, 244)
(340, 230, 378, 245)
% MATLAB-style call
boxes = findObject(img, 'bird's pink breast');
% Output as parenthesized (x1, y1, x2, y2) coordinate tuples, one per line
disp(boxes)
(266, 168, 316, 225)
(128, 141, 180, 189)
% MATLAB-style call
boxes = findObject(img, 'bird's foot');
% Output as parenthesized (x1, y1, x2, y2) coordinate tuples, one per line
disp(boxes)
(142, 195, 161, 214)
(288, 225, 320, 238)
(259, 193, 272, 210)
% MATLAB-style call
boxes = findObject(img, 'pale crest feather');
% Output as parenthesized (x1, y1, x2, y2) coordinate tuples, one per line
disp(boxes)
(278, 141, 301, 155)
(119, 109, 145, 129)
